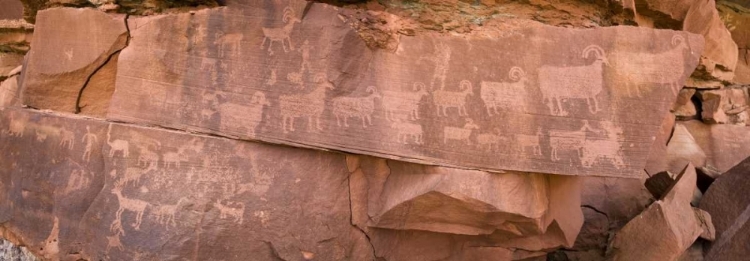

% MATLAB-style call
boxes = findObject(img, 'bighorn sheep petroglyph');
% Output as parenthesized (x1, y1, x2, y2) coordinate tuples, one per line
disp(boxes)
(111, 185, 149, 230)
(443, 118, 480, 145)
(476, 128, 506, 151)
(613, 35, 690, 97)
(331, 86, 382, 128)
(261, 6, 301, 55)
(382, 82, 429, 122)
(391, 120, 423, 144)
(106, 124, 129, 158)
(480, 67, 529, 116)
(279, 74, 333, 133)
(219, 91, 270, 138)
(538, 45, 607, 116)
(433, 80, 474, 117)
(214, 32, 243, 57)
(514, 128, 543, 156)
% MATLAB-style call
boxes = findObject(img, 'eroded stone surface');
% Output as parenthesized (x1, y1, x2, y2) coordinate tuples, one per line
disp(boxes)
(0, 107, 369, 260)
(681, 120, 750, 173)
(106, 1, 703, 178)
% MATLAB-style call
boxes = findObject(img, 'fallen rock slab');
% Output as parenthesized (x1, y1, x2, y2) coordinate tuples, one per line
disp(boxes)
(700, 156, 750, 261)
(681, 120, 750, 173)
(104, 1, 704, 178)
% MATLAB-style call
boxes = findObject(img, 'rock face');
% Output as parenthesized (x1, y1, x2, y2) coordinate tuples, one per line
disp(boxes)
(681, 120, 750, 173)
(700, 157, 750, 261)
(106, 2, 703, 178)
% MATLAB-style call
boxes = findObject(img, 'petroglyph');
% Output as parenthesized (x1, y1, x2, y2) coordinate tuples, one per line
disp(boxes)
(214, 200, 245, 224)
(260, 6, 301, 55)
(480, 67, 528, 115)
(549, 120, 597, 161)
(112, 185, 149, 230)
(81, 126, 98, 162)
(59, 129, 74, 150)
(432, 80, 474, 117)
(539, 45, 606, 116)
(219, 91, 270, 138)
(266, 69, 277, 86)
(7, 117, 25, 137)
(418, 42, 451, 91)
(152, 197, 188, 228)
(476, 129, 506, 151)
(391, 120, 423, 145)
(331, 86, 381, 128)
(106, 125, 129, 158)
(382, 82, 428, 122)
(514, 128, 543, 156)
(105, 233, 124, 253)
(613, 35, 689, 97)
(443, 118, 479, 145)
(581, 122, 625, 168)
(299, 39, 313, 72)
(279, 74, 333, 133)
(35, 130, 48, 142)
(214, 32, 243, 57)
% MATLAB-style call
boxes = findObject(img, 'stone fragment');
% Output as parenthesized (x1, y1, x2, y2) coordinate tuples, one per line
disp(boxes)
(666, 123, 707, 174)
(697, 87, 749, 124)
(645, 171, 674, 199)
(0, 107, 370, 261)
(349, 156, 583, 259)
(672, 88, 697, 120)
(684, 0, 739, 83)
(580, 175, 653, 228)
(681, 120, 750, 173)
(107, 1, 703, 178)
(694, 208, 715, 240)
(700, 156, 750, 261)
(21, 8, 127, 113)
(645, 113, 675, 175)
(607, 164, 708, 261)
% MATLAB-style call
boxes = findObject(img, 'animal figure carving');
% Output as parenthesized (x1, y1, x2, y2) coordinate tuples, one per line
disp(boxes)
(106, 125, 130, 158)
(443, 118, 480, 145)
(111, 186, 149, 230)
(116, 167, 148, 188)
(214, 32, 243, 57)
(7, 118, 25, 137)
(480, 67, 528, 116)
(152, 197, 188, 228)
(538, 45, 607, 116)
(549, 130, 586, 161)
(476, 129, 505, 151)
(260, 6, 301, 55)
(331, 86, 382, 128)
(279, 74, 333, 133)
(59, 129, 74, 149)
(612, 35, 690, 97)
(382, 82, 428, 122)
(106, 233, 124, 253)
(391, 120, 423, 144)
(433, 80, 474, 117)
(136, 145, 159, 168)
(514, 128, 543, 156)
(580, 122, 626, 168)
(214, 200, 245, 224)
(219, 91, 270, 138)
(35, 130, 48, 142)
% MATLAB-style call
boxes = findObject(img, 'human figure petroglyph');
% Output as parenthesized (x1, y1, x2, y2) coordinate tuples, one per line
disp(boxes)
(382, 82, 428, 122)
(418, 42, 451, 91)
(111, 185, 149, 230)
(214, 32, 243, 57)
(260, 6, 301, 55)
(219, 91, 270, 138)
(299, 39, 313, 72)
(613, 35, 690, 97)
(152, 197, 188, 228)
(391, 120, 423, 145)
(443, 118, 480, 145)
(476, 128, 506, 151)
(514, 128, 543, 156)
(213, 200, 245, 224)
(279, 73, 333, 133)
(332, 86, 382, 128)
(433, 80, 474, 117)
(59, 129, 74, 150)
(480, 67, 528, 116)
(105, 233, 124, 253)
(106, 125, 129, 158)
(581, 121, 626, 168)
(82, 126, 98, 162)
(539, 45, 607, 116)
(549, 120, 598, 161)
(7, 117, 25, 137)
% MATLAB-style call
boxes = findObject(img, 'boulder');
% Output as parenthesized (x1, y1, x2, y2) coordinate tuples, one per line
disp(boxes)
(697, 87, 749, 124)
(20, 8, 127, 113)
(607, 164, 709, 261)
(645, 112, 676, 175)
(672, 88, 698, 120)
(700, 156, 750, 261)
(666, 123, 707, 174)
(681, 120, 750, 173)
(104, 1, 703, 178)
(0, 74, 20, 107)
(0, 107, 371, 261)
(717, 0, 750, 84)
(683, 0, 739, 84)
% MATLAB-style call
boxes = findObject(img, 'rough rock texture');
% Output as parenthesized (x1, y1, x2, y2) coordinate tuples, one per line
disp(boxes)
(20, 8, 127, 113)
(0, 107, 371, 260)
(681, 120, 750, 173)
(0, 238, 38, 261)
(106, 2, 703, 178)
(666, 123, 707, 175)
(607, 164, 708, 261)
(717, 0, 750, 84)
(700, 157, 750, 261)
(697, 87, 749, 125)
(644, 112, 676, 175)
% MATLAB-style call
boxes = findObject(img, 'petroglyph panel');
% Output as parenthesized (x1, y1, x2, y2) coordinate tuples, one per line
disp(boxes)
(108, 0, 704, 177)
(0, 108, 364, 260)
